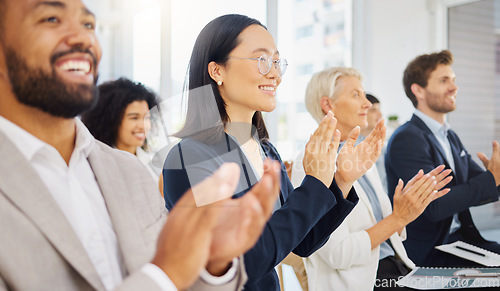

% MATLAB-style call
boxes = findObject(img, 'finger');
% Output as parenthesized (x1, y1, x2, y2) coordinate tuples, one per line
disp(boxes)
(344, 126, 361, 148)
(477, 152, 489, 168)
(191, 163, 241, 207)
(416, 175, 437, 202)
(405, 169, 424, 189)
(379, 119, 387, 144)
(426, 165, 446, 177)
(330, 129, 341, 154)
(434, 188, 451, 199)
(365, 119, 385, 145)
(309, 113, 332, 153)
(393, 178, 404, 198)
(404, 173, 431, 198)
(435, 175, 453, 190)
(493, 140, 500, 155)
(324, 113, 337, 148)
(423, 188, 450, 206)
(433, 168, 452, 185)
(315, 112, 333, 139)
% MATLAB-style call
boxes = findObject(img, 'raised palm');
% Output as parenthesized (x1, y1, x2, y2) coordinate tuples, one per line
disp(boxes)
(336, 119, 386, 185)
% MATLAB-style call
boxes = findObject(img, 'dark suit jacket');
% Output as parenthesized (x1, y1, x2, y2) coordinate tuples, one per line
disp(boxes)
(385, 114, 499, 266)
(163, 132, 358, 291)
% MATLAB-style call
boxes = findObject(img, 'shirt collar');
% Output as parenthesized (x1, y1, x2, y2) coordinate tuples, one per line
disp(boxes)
(0, 115, 94, 162)
(414, 109, 450, 137)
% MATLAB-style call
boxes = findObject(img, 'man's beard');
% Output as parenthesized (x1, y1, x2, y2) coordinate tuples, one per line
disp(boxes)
(5, 47, 99, 118)
(424, 89, 456, 114)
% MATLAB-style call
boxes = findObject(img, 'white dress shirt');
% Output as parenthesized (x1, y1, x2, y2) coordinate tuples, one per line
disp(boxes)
(0, 116, 238, 290)
(0, 116, 178, 290)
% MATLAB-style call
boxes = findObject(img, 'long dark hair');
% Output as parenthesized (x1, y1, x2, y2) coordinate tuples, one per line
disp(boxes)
(81, 77, 158, 147)
(175, 14, 269, 143)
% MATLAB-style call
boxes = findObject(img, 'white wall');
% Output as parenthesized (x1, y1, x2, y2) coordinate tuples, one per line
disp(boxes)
(354, 0, 445, 126)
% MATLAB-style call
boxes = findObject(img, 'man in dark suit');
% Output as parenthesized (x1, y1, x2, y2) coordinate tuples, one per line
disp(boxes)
(385, 50, 500, 267)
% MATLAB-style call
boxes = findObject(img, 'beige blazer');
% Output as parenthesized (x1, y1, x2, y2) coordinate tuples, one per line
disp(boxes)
(0, 131, 246, 291)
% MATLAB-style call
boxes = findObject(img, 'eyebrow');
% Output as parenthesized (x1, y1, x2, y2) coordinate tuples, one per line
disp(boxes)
(34, 1, 65, 10)
(33, 1, 95, 17)
(252, 48, 280, 56)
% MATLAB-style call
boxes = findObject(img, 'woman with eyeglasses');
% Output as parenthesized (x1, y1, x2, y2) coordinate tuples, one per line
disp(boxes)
(162, 14, 385, 291)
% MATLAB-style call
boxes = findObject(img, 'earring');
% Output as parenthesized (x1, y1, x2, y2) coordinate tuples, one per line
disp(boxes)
(217, 80, 223, 86)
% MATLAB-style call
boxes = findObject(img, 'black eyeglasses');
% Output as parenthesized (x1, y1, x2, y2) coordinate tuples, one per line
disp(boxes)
(228, 54, 288, 77)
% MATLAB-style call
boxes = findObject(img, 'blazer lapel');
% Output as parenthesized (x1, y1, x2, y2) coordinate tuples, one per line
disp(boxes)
(411, 115, 451, 169)
(447, 131, 466, 183)
(352, 180, 376, 223)
(0, 133, 104, 290)
(87, 144, 149, 273)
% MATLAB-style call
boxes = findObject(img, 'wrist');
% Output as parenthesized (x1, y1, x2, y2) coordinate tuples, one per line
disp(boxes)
(388, 213, 407, 230)
(333, 172, 352, 198)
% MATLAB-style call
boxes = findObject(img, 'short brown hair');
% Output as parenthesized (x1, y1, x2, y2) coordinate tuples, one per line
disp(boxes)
(403, 50, 453, 108)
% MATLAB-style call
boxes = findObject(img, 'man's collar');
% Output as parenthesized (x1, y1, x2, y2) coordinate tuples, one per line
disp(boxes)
(414, 109, 450, 136)
(0, 115, 94, 162)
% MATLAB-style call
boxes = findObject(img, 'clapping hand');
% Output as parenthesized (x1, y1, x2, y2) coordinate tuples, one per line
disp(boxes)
(335, 119, 386, 197)
(303, 111, 341, 188)
(392, 165, 452, 226)
(151, 161, 280, 289)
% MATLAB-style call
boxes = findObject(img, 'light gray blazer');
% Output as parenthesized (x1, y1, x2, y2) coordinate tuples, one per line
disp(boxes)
(0, 131, 246, 291)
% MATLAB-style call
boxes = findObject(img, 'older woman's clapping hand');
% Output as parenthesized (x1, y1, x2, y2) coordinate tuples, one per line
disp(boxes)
(335, 119, 386, 197)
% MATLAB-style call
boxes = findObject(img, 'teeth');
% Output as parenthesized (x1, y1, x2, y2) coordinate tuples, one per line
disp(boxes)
(59, 60, 91, 74)
(259, 86, 276, 91)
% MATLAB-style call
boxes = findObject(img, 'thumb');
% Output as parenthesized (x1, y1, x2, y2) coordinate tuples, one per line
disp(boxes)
(393, 178, 404, 198)
(477, 152, 489, 167)
(345, 126, 360, 148)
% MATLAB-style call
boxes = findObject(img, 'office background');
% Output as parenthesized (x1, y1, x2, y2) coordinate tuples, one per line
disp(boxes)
(84, 0, 500, 288)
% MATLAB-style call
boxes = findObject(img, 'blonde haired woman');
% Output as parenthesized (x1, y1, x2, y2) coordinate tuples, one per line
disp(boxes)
(292, 67, 452, 290)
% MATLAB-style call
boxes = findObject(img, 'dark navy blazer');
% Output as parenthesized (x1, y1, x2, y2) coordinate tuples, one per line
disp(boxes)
(385, 114, 499, 266)
(163, 132, 358, 291)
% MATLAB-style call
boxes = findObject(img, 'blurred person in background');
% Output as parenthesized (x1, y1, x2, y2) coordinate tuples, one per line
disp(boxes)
(82, 77, 164, 194)
(361, 93, 387, 191)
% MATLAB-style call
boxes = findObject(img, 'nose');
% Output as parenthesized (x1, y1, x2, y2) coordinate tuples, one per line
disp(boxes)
(450, 81, 458, 92)
(362, 95, 372, 109)
(266, 61, 281, 80)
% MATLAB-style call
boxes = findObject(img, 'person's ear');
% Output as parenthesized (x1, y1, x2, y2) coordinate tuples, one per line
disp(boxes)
(320, 96, 334, 115)
(208, 61, 225, 85)
(411, 83, 425, 103)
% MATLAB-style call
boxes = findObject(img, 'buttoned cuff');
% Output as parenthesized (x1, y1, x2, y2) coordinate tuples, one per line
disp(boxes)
(141, 264, 178, 291)
(199, 258, 238, 285)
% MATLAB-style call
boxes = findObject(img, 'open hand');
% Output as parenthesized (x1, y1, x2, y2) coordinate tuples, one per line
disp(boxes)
(477, 140, 500, 186)
(206, 159, 281, 274)
(303, 111, 341, 187)
(335, 119, 386, 196)
(392, 165, 453, 226)
(151, 163, 242, 290)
